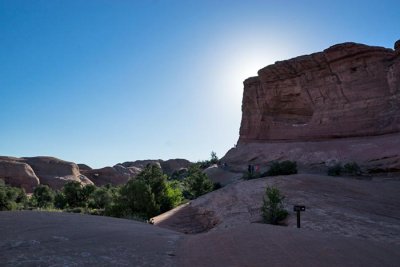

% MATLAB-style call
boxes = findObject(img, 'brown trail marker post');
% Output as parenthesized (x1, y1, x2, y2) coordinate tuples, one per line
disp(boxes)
(293, 205, 306, 228)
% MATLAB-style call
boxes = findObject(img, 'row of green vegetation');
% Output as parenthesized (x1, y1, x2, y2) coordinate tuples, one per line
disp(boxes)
(327, 161, 362, 176)
(244, 160, 363, 179)
(0, 163, 216, 221)
(244, 160, 298, 180)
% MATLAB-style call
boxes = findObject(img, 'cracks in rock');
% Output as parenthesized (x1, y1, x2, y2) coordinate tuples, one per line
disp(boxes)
(324, 56, 350, 103)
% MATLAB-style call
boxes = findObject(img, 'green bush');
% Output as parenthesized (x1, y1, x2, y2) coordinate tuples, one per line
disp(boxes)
(0, 183, 27, 211)
(88, 186, 114, 209)
(327, 163, 342, 176)
(112, 179, 158, 219)
(62, 182, 95, 208)
(108, 165, 184, 220)
(265, 161, 297, 176)
(54, 191, 67, 209)
(183, 165, 213, 199)
(343, 162, 361, 176)
(261, 186, 288, 225)
(328, 162, 362, 176)
(32, 185, 55, 208)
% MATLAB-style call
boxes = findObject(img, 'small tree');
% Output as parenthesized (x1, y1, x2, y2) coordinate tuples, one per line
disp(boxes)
(184, 165, 213, 199)
(327, 163, 342, 176)
(343, 162, 361, 176)
(115, 179, 159, 219)
(261, 186, 288, 225)
(266, 161, 297, 176)
(0, 184, 27, 211)
(32, 185, 54, 208)
(210, 151, 219, 165)
(62, 181, 85, 208)
(88, 186, 113, 209)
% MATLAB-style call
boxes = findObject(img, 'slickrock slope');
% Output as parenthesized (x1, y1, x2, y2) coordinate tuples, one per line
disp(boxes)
(224, 41, 400, 172)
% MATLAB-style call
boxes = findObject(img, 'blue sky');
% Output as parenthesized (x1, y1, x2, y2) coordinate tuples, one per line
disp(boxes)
(1, 0, 399, 168)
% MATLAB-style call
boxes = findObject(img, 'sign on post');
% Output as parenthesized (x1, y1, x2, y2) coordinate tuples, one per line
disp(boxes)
(293, 205, 306, 228)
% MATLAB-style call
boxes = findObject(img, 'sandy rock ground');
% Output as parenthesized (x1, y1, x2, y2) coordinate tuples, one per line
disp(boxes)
(1, 173, 400, 266)
(0, 211, 182, 266)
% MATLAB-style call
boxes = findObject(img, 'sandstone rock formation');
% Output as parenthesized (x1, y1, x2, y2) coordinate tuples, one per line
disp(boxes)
(240, 42, 400, 142)
(120, 159, 191, 176)
(0, 158, 40, 193)
(224, 41, 400, 172)
(77, 164, 92, 171)
(81, 164, 141, 186)
(0, 156, 93, 192)
(22, 157, 93, 190)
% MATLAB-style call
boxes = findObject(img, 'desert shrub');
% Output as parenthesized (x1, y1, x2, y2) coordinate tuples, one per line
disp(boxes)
(327, 163, 343, 176)
(265, 161, 298, 176)
(88, 186, 114, 209)
(108, 165, 183, 220)
(213, 182, 222, 190)
(0, 184, 27, 211)
(170, 168, 188, 180)
(210, 151, 219, 165)
(343, 162, 361, 176)
(54, 191, 67, 209)
(32, 185, 55, 208)
(161, 181, 183, 212)
(112, 179, 159, 219)
(261, 186, 288, 225)
(183, 165, 213, 199)
(243, 170, 261, 180)
(61, 182, 97, 208)
(198, 151, 219, 169)
(62, 181, 84, 207)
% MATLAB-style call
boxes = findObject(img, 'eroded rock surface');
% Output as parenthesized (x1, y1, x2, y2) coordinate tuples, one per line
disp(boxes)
(226, 41, 400, 172)
(240, 42, 400, 142)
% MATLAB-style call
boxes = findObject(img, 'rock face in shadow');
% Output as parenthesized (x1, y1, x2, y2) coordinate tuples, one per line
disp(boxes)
(225, 41, 400, 172)
(0, 156, 93, 192)
(240, 42, 400, 142)
(0, 158, 40, 193)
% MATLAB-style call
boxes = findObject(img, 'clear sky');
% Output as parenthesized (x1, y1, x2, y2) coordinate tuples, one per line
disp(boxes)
(1, 0, 399, 168)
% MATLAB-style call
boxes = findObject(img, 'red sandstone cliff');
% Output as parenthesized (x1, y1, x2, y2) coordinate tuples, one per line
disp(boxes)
(239, 42, 400, 142)
(224, 41, 400, 173)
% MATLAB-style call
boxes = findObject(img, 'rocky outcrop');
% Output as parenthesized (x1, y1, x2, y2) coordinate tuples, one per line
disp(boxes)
(224, 132, 400, 173)
(120, 159, 191, 176)
(77, 164, 92, 171)
(239, 42, 400, 142)
(224, 41, 400, 173)
(0, 158, 40, 193)
(81, 165, 141, 186)
(0, 156, 93, 192)
(22, 157, 93, 190)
